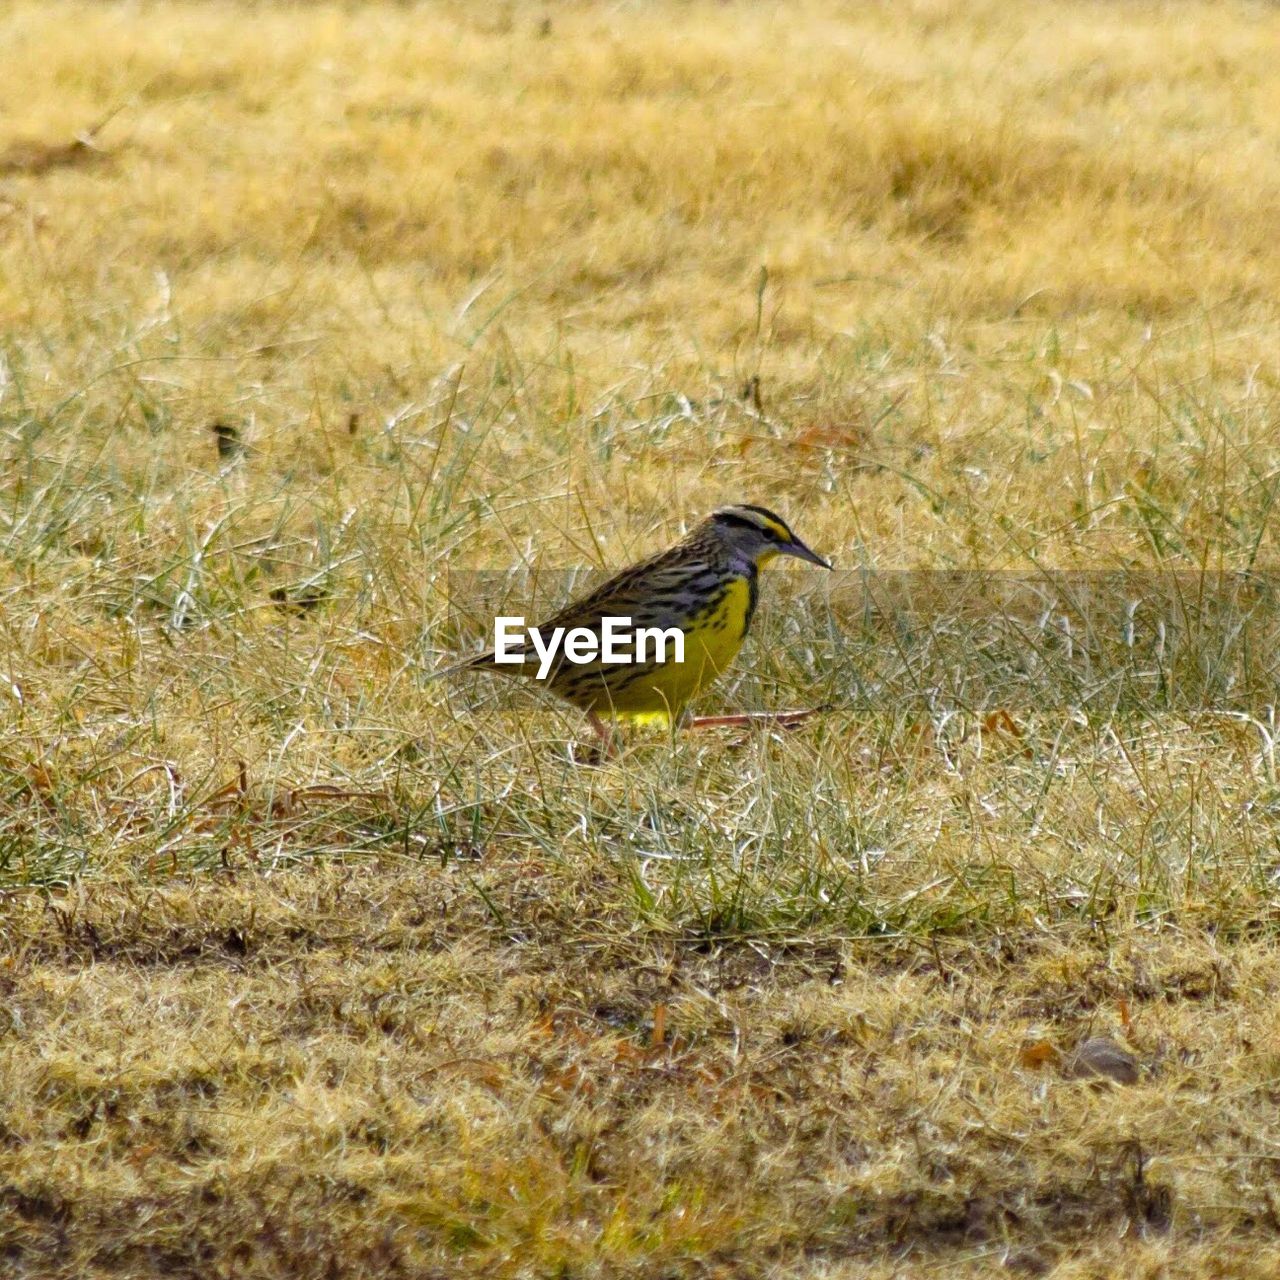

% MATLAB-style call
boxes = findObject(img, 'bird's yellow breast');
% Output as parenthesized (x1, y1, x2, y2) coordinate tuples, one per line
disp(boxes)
(684, 574, 753, 680)
(552, 576, 754, 725)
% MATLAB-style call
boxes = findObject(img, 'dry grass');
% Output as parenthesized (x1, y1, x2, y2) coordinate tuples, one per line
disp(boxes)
(3, 0, 1280, 1274)
(5, 869, 1280, 1278)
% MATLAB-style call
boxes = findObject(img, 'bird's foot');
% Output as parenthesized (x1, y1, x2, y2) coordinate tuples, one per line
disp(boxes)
(572, 711, 622, 765)
(687, 705, 831, 731)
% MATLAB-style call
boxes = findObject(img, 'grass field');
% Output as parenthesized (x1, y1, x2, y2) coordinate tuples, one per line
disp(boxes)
(4, 0, 1280, 1274)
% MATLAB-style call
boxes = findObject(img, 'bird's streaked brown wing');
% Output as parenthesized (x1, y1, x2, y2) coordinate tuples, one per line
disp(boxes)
(467, 540, 719, 672)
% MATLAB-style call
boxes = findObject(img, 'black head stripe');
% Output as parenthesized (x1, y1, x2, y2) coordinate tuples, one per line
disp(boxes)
(713, 509, 764, 534)
(713, 504, 793, 540)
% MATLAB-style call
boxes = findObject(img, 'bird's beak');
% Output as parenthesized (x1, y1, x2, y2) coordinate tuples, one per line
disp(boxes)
(783, 535, 832, 569)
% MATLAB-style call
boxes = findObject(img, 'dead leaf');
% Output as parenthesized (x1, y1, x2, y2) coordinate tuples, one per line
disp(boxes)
(1019, 1038, 1061, 1070)
(983, 709, 1022, 737)
(983, 709, 1033, 757)
(651, 1002, 667, 1049)
(792, 421, 867, 453)
(1117, 997, 1133, 1035)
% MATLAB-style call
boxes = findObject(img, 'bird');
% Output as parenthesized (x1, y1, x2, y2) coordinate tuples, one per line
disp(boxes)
(449, 504, 831, 745)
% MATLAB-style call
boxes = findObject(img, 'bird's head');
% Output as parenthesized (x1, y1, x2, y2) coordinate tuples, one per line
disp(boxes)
(706, 504, 832, 570)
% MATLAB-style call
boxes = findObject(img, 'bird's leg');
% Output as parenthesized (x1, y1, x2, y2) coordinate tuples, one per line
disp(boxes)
(583, 710, 621, 760)
(686, 705, 831, 731)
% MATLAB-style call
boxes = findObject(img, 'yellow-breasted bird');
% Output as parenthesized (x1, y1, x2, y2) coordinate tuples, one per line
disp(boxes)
(454, 504, 831, 741)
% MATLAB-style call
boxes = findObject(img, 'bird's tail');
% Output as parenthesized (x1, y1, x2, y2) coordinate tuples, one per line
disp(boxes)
(423, 651, 530, 682)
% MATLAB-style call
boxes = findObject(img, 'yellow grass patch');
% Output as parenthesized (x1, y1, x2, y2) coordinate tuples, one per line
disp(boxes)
(3, 0, 1280, 1273)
